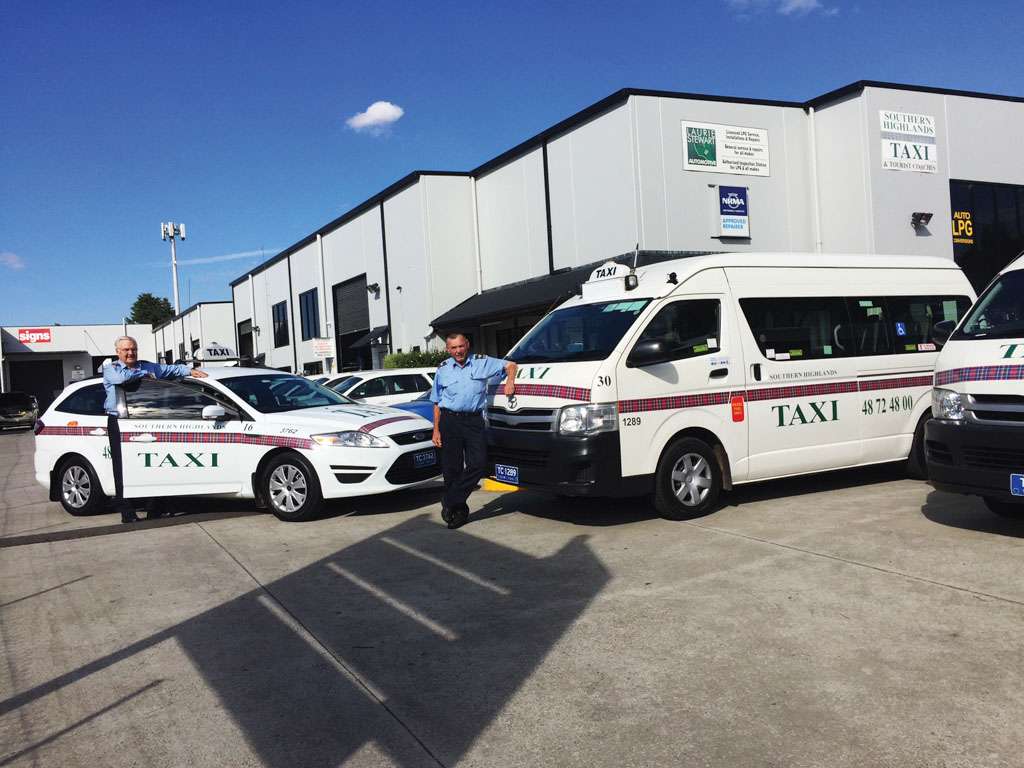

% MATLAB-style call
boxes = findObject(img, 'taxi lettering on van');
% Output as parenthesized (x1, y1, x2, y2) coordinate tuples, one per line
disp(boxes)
(770, 400, 839, 428)
(516, 367, 551, 380)
(138, 452, 220, 468)
(1000, 344, 1024, 359)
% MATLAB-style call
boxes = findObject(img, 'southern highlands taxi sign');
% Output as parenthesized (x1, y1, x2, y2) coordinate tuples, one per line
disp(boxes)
(18, 328, 52, 344)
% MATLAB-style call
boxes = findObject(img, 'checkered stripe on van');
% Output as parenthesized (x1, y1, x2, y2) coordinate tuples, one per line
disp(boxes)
(618, 390, 733, 414)
(488, 383, 592, 401)
(935, 365, 1024, 386)
(118, 432, 315, 450)
(858, 374, 933, 392)
(358, 416, 415, 433)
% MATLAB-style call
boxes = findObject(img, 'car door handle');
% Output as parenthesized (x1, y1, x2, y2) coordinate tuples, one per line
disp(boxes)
(751, 363, 762, 382)
(710, 368, 729, 379)
(129, 433, 156, 442)
(89, 428, 107, 436)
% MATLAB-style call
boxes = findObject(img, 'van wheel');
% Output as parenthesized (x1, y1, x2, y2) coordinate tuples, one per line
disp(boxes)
(263, 453, 323, 522)
(983, 497, 1024, 518)
(906, 414, 929, 480)
(653, 437, 722, 520)
(57, 458, 107, 516)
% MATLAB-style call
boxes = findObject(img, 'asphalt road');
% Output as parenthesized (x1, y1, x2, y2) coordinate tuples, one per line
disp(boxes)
(2, 429, 1024, 767)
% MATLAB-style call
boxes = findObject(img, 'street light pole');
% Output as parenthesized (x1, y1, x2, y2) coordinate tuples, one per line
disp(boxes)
(160, 222, 186, 314)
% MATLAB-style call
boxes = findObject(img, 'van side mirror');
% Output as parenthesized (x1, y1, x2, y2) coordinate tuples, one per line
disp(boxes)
(627, 339, 671, 368)
(932, 320, 955, 347)
(202, 404, 229, 420)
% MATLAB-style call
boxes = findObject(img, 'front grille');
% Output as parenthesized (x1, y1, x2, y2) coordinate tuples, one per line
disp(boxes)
(335, 473, 371, 484)
(486, 406, 556, 432)
(962, 445, 1024, 471)
(390, 429, 433, 446)
(967, 394, 1024, 424)
(385, 449, 442, 485)
(488, 445, 550, 468)
(925, 440, 953, 465)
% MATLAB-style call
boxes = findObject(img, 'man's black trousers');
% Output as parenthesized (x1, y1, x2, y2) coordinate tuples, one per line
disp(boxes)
(107, 414, 134, 520)
(439, 410, 487, 510)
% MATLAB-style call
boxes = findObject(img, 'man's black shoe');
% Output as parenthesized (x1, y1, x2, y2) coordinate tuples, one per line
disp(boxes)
(441, 504, 454, 527)
(447, 504, 470, 530)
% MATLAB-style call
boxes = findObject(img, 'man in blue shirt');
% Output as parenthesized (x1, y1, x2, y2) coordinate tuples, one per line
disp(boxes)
(102, 336, 207, 523)
(430, 332, 517, 529)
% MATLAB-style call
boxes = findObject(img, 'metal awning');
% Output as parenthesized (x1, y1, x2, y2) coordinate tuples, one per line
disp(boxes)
(350, 326, 390, 348)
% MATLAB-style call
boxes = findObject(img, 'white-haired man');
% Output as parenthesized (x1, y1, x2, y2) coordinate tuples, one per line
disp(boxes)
(102, 336, 207, 523)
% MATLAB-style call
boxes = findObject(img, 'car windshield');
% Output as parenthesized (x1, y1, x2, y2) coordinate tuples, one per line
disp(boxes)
(219, 374, 354, 413)
(954, 271, 1024, 340)
(329, 376, 360, 392)
(0, 393, 33, 410)
(508, 299, 651, 363)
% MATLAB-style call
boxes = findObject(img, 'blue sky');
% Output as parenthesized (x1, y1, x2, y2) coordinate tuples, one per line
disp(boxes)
(2, 0, 1021, 325)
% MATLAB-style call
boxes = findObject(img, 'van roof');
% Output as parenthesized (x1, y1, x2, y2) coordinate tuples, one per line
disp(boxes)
(1001, 253, 1024, 274)
(575, 251, 963, 305)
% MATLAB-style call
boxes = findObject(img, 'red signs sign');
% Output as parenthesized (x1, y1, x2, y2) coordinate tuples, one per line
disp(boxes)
(18, 328, 52, 344)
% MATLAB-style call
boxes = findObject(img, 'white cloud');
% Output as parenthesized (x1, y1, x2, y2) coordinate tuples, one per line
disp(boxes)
(151, 248, 277, 267)
(0, 251, 25, 270)
(346, 100, 404, 134)
(725, 0, 838, 17)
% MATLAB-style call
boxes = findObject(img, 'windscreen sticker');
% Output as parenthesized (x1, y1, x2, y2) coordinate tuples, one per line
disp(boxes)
(601, 301, 646, 314)
(858, 300, 874, 307)
(788, 349, 804, 358)
(895, 322, 907, 336)
(707, 338, 718, 348)
(917, 342, 937, 352)
(693, 344, 709, 354)
(766, 349, 776, 359)
(867, 307, 882, 317)
(904, 343, 917, 352)
(823, 345, 833, 355)
(942, 300, 959, 322)
(775, 352, 791, 360)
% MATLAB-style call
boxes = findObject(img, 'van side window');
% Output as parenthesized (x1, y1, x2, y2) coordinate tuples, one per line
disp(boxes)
(883, 295, 971, 352)
(846, 297, 895, 356)
(740, 297, 853, 361)
(636, 300, 720, 361)
(55, 384, 106, 416)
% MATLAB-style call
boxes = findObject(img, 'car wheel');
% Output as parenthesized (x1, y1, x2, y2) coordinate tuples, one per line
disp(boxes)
(906, 413, 929, 480)
(57, 457, 107, 516)
(983, 497, 1024, 518)
(263, 453, 323, 522)
(652, 437, 722, 520)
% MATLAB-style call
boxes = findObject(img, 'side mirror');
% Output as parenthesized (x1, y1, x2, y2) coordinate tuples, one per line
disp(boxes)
(627, 339, 670, 368)
(932, 320, 955, 346)
(202, 404, 229, 421)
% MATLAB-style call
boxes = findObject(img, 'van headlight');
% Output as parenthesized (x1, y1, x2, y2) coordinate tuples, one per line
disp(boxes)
(931, 388, 964, 420)
(311, 431, 389, 448)
(558, 403, 618, 435)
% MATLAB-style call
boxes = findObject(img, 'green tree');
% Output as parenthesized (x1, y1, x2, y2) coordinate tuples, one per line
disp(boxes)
(128, 293, 175, 326)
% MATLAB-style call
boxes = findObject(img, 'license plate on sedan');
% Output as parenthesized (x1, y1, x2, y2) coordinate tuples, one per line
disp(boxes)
(413, 449, 437, 468)
(495, 464, 519, 485)
(1012, 474, 1024, 497)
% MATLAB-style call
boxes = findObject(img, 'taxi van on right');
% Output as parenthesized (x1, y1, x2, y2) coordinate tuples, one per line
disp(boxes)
(487, 252, 975, 520)
(927, 255, 1024, 517)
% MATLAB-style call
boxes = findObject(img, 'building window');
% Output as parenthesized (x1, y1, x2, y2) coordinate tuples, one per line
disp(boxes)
(272, 301, 289, 348)
(303, 360, 323, 375)
(191, 338, 200, 354)
(299, 289, 320, 341)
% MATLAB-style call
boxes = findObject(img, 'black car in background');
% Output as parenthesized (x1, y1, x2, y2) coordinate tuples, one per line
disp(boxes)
(0, 392, 39, 431)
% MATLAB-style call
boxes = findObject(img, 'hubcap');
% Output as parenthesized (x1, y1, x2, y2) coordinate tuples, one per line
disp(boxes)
(268, 464, 308, 513)
(61, 466, 91, 509)
(670, 453, 712, 507)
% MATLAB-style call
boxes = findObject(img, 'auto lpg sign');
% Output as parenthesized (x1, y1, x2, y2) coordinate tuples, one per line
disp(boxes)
(718, 186, 749, 237)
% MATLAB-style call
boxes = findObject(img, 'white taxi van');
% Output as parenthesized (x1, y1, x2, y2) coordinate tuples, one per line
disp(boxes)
(34, 368, 440, 521)
(487, 253, 974, 519)
(927, 254, 1024, 516)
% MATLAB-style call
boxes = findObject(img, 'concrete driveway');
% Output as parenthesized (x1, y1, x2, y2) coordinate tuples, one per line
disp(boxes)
(2, 429, 1024, 767)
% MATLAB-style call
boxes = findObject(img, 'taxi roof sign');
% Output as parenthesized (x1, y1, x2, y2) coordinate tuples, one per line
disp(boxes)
(195, 342, 237, 361)
(586, 261, 624, 283)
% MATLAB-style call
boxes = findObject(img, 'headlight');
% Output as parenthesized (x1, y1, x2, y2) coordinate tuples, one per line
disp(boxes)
(311, 431, 389, 448)
(558, 403, 618, 435)
(931, 388, 964, 420)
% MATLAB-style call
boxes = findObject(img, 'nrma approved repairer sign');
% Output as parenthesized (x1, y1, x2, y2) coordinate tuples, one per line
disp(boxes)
(718, 186, 750, 237)
(682, 120, 769, 177)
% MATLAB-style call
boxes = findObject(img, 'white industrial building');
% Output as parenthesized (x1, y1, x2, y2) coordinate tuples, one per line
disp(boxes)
(229, 80, 1024, 376)
(151, 301, 235, 364)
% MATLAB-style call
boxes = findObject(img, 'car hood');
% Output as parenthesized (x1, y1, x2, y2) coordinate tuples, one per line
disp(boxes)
(489, 361, 604, 409)
(260, 403, 432, 436)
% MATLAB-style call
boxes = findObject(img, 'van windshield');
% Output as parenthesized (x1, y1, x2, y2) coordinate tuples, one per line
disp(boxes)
(954, 271, 1024, 340)
(508, 299, 650, 363)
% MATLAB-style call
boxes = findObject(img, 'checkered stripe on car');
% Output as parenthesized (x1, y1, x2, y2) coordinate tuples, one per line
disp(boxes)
(118, 432, 315, 450)
(935, 365, 1024, 386)
(488, 383, 592, 401)
(358, 416, 415, 433)
(37, 426, 104, 436)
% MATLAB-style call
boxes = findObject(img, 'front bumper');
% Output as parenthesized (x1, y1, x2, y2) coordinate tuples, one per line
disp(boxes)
(926, 419, 1024, 501)
(487, 428, 644, 497)
(0, 414, 35, 430)
(306, 443, 441, 498)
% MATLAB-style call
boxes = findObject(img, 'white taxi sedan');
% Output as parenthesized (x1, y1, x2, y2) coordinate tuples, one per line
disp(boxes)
(34, 368, 440, 521)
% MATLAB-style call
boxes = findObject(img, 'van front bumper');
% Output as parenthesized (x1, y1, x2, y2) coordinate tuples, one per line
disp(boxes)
(486, 429, 648, 497)
(925, 419, 1024, 501)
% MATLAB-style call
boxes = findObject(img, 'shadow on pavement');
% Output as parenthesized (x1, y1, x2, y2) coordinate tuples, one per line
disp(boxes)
(920, 489, 1024, 539)
(0, 514, 610, 766)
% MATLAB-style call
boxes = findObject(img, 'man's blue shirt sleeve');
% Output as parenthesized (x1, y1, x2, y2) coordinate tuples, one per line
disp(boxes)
(429, 369, 443, 404)
(103, 364, 147, 386)
(154, 363, 192, 379)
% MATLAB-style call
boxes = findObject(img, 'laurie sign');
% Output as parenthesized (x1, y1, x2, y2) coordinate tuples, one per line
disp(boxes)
(880, 111, 937, 173)
(718, 186, 750, 237)
(682, 121, 769, 177)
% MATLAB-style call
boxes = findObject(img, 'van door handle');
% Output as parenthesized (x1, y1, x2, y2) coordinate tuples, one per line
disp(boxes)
(129, 433, 156, 443)
(751, 363, 762, 382)
(710, 368, 729, 379)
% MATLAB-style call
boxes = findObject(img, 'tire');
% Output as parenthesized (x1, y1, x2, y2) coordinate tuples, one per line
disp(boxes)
(906, 413, 930, 480)
(983, 497, 1024, 519)
(652, 437, 722, 520)
(262, 452, 324, 522)
(56, 457, 108, 516)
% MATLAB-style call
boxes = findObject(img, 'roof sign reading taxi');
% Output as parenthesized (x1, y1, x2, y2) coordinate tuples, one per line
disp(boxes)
(194, 342, 237, 362)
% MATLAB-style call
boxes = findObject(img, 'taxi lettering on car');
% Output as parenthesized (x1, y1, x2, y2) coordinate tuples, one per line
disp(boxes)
(33, 368, 440, 521)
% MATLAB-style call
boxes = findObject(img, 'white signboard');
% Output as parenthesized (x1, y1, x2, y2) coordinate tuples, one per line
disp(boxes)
(683, 121, 770, 177)
(880, 110, 937, 173)
(312, 338, 334, 358)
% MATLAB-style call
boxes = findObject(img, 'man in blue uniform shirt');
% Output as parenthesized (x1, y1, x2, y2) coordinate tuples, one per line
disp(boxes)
(430, 332, 517, 529)
(102, 336, 207, 523)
